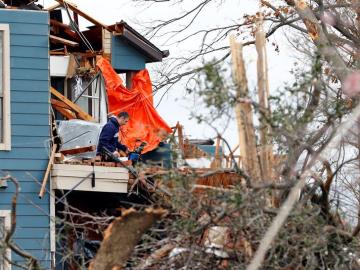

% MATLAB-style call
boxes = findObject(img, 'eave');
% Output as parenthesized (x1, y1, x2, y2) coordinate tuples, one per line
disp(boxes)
(109, 20, 169, 63)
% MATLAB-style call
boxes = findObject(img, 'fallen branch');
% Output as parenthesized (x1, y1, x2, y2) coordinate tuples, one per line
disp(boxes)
(89, 208, 168, 270)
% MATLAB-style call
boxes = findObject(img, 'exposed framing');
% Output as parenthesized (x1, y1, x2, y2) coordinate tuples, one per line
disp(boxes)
(0, 210, 12, 270)
(0, 24, 10, 151)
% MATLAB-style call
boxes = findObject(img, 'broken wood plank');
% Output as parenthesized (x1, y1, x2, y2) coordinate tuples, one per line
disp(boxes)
(177, 123, 184, 156)
(51, 98, 71, 109)
(52, 104, 76, 120)
(54, 0, 111, 31)
(46, 2, 62, 11)
(212, 135, 222, 168)
(50, 51, 66, 56)
(50, 19, 80, 41)
(50, 87, 94, 121)
(50, 34, 79, 47)
(39, 144, 57, 199)
(134, 243, 175, 270)
(60, 145, 96, 155)
(183, 143, 209, 159)
(54, 153, 64, 163)
(51, 98, 77, 120)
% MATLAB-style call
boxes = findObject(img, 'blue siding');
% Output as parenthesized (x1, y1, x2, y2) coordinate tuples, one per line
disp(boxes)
(11, 102, 49, 114)
(11, 57, 48, 69)
(12, 114, 49, 125)
(0, 9, 51, 269)
(197, 145, 223, 157)
(11, 136, 50, 148)
(111, 36, 146, 70)
(11, 46, 48, 59)
(11, 80, 49, 91)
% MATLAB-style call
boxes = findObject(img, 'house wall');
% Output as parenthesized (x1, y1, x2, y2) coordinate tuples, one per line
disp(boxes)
(111, 36, 146, 71)
(0, 9, 51, 269)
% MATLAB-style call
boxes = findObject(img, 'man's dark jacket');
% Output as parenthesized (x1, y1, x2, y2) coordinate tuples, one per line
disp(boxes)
(96, 117, 128, 155)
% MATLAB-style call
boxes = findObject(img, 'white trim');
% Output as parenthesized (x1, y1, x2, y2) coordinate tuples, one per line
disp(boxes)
(0, 24, 10, 151)
(0, 210, 12, 270)
(50, 184, 56, 267)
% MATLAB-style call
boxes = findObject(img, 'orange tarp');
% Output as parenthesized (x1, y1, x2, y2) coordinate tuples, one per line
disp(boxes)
(97, 57, 172, 153)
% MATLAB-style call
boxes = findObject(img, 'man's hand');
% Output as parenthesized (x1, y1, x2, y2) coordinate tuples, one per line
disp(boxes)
(113, 151, 120, 158)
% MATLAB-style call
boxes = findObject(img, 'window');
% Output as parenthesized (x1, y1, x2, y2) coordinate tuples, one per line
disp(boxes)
(0, 210, 11, 270)
(0, 24, 10, 151)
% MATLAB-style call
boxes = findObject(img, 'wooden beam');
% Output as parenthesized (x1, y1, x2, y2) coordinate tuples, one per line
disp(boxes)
(51, 98, 77, 119)
(60, 145, 96, 155)
(54, 0, 111, 31)
(39, 144, 57, 199)
(50, 19, 80, 41)
(51, 87, 95, 121)
(50, 35, 79, 47)
(45, 2, 61, 11)
(177, 123, 184, 156)
(213, 135, 222, 168)
(52, 104, 76, 120)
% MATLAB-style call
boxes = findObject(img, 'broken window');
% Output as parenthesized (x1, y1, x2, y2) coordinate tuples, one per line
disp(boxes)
(0, 25, 10, 150)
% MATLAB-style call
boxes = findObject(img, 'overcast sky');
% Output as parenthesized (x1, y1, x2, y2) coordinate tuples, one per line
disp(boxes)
(43, 0, 295, 151)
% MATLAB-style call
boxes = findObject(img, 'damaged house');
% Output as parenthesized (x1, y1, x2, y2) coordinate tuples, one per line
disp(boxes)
(0, 0, 238, 269)
(0, 1, 173, 268)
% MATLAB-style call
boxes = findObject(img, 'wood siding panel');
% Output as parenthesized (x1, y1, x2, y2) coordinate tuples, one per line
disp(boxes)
(0, 204, 49, 215)
(0, 10, 48, 24)
(11, 34, 48, 47)
(11, 136, 50, 148)
(0, 159, 49, 170)
(13, 227, 50, 238)
(11, 253, 50, 264)
(111, 36, 146, 70)
(8, 23, 49, 36)
(0, 193, 49, 205)
(11, 68, 48, 80)
(0, 146, 49, 159)
(12, 113, 49, 125)
(11, 91, 49, 103)
(0, 9, 50, 268)
(11, 57, 48, 69)
(11, 102, 49, 114)
(12, 125, 50, 137)
(11, 79, 49, 91)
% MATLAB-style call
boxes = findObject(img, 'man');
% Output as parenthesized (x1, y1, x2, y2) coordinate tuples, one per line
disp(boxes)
(97, 111, 129, 159)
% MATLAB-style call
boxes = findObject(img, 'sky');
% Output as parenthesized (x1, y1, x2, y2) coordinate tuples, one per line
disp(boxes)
(43, 0, 296, 153)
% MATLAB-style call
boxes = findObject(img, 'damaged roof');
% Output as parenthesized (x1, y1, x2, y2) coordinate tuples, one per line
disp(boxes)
(1, 0, 169, 62)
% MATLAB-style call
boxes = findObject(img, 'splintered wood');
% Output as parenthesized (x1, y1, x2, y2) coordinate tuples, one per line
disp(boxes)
(229, 35, 261, 181)
(255, 17, 275, 181)
(195, 171, 240, 191)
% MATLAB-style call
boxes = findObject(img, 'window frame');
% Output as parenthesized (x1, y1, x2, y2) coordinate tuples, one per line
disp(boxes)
(0, 210, 11, 270)
(0, 24, 10, 151)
